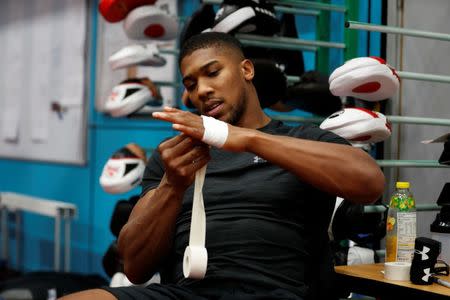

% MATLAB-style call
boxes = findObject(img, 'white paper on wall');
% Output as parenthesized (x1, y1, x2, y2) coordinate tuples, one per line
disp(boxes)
(1, 0, 26, 142)
(0, 0, 87, 164)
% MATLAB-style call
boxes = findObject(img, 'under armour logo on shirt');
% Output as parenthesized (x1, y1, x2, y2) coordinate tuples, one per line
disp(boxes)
(253, 156, 267, 164)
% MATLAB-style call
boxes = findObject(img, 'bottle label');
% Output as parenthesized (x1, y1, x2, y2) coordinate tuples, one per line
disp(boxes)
(396, 212, 416, 262)
(390, 196, 415, 211)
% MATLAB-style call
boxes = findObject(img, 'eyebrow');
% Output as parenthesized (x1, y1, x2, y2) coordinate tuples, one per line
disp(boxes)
(182, 60, 220, 85)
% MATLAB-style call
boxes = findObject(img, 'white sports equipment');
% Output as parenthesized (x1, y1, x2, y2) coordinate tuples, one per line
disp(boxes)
(100, 147, 146, 194)
(320, 107, 391, 145)
(109, 44, 166, 70)
(329, 56, 400, 101)
(123, 5, 177, 40)
(104, 81, 157, 117)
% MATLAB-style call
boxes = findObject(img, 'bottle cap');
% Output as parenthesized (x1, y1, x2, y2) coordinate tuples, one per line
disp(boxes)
(396, 181, 410, 189)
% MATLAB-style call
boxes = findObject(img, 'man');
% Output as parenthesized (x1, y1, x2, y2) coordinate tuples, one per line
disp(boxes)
(61, 32, 384, 300)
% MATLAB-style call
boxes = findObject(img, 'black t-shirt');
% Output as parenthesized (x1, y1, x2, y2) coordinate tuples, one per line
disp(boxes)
(141, 120, 349, 299)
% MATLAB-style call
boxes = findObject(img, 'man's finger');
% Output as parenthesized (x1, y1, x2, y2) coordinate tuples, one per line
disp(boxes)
(159, 134, 189, 150)
(173, 124, 204, 141)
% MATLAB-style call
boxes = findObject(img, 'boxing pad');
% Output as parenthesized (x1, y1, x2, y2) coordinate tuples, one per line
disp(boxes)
(440, 140, 450, 165)
(98, 0, 157, 23)
(104, 78, 162, 117)
(283, 71, 342, 116)
(109, 43, 166, 70)
(179, 3, 216, 48)
(102, 241, 123, 278)
(208, 0, 280, 36)
(320, 107, 391, 144)
(110, 272, 134, 287)
(99, 143, 147, 194)
(329, 57, 400, 101)
(110, 200, 134, 238)
(269, 13, 305, 77)
(124, 5, 177, 40)
(251, 58, 287, 108)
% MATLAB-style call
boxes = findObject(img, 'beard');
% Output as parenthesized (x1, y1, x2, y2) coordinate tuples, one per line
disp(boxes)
(226, 95, 247, 125)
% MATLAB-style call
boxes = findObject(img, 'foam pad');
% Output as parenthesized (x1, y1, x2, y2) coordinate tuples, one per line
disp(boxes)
(104, 78, 161, 117)
(179, 3, 216, 48)
(123, 5, 177, 40)
(102, 241, 123, 278)
(439, 140, 450, 165)
(252, 58, 287, 108)
(284, 71, 342, 116)
(110, 200, 134, 238)
(98, 0, 157, 23)
(320, 107, 391, 144)
(208, 0, 280, 36)
(329, 56, 400, 101)
(109, 43, 166, 70)
(100, 144, 146, 194)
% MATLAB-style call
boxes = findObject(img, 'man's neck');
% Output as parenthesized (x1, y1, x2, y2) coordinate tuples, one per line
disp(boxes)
(236, 91, 272, 129)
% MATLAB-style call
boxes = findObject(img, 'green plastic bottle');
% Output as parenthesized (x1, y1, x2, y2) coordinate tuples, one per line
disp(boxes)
(385, 181, 417, 262)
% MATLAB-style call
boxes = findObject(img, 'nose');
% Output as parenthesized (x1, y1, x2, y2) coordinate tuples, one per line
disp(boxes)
(197, 78, 214, 101)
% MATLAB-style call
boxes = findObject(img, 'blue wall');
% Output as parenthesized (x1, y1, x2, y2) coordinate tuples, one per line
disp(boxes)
(0, 0, 383, 279)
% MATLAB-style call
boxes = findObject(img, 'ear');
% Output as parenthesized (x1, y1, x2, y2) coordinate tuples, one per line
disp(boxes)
(240, 59, 254, 81)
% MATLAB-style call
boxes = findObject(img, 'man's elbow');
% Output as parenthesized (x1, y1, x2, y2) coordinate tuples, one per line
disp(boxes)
(358, 168, 385, 204)
(123, 260, 153, 285)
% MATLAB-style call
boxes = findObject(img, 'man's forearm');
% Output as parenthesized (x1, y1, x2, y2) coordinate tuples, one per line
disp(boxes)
(118, 176, 185, 283)
(246, 131, 385, 204)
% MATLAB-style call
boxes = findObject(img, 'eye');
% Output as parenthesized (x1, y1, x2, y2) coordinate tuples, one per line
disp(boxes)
(184, 81, 196, 91)
(208, 69, 219, 77)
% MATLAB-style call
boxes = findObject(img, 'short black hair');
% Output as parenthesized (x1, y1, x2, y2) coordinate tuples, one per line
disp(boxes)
(178, 32, 245, 65)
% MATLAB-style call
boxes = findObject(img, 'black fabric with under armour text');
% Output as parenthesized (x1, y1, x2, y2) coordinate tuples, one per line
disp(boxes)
(137, 120, 349, 299)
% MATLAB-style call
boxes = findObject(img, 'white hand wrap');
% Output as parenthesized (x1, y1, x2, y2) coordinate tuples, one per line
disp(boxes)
(183, 165, 208, 279)
(201, 115, 228, 148)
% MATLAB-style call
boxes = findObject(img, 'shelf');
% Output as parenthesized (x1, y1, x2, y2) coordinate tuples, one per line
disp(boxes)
(202, 0, 321, 16)
(271, 0, 346, 13)
(396, 71, 450, 84)
(271, 115, 450, 126)
(235, 34, 318, 52)
(376, 160, 449, 168)
(346, 21, 450, 42)
(364, 204, 440, 213)
(288, 71, 450, 84)
(235, 33, 344, 51)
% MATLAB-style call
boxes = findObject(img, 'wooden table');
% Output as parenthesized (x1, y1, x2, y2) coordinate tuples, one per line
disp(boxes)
(335, 263, 450, 300)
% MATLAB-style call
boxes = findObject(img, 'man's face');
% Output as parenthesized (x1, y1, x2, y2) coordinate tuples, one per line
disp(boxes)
(180, 47, 249, 125)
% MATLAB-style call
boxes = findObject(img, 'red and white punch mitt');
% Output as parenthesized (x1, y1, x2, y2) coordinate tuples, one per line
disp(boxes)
(329, 57, 400, 101)
(109, 43, 166, 70)
(123, 5, 177, 40)
(98, 0, 157, 23)
(320, 107, 392, 144)
(100, 144, 147, 194)
(104, 78, 161, 117)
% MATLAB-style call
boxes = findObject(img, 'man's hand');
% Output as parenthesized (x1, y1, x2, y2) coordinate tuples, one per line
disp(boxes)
(158, 134, 210, 191)
(153, 107, 251, 152)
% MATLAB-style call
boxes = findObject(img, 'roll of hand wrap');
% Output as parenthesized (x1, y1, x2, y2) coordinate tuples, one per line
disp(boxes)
(384, 262, 411, 281)
(183, 165, 208, 279)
